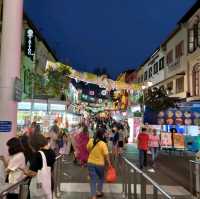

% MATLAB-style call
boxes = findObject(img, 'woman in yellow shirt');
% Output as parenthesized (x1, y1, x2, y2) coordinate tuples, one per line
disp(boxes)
(87, 128, 111, 199)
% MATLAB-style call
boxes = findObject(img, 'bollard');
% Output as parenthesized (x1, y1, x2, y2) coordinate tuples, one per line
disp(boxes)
(153, 186, 158, 199)
(127, 165, 132, 199)
(140, 173, 146, 199)
(189, 161, 193, 195)
(133, 169, 137, 199)
(122, 158, 126, 198)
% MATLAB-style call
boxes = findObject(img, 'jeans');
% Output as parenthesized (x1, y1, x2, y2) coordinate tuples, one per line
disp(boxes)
(151, 147, 158, 161)
(88, 163, 105, 197)
(139, 149, 147, 169)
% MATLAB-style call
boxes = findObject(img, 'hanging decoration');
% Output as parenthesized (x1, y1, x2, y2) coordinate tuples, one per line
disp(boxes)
(46, 61, 141, 91)
(101, 90, 107, 96)
(89, 90, 95, 96)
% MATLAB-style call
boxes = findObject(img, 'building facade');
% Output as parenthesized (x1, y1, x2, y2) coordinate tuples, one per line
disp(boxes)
(180, 2, 200, 101)
(22, 15, 57, 99)
(137, 1, 200, 102)
(0, 0, 57, 99)
(161, 25, 188, 98)
(140, 48, 165, 87)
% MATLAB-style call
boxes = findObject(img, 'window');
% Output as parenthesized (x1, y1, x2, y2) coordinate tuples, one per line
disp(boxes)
(159, 57, 165, 70)
(167, 50, 173, 65)
(194, 23, 198, 49)
(153, 63, 158, 74)
(176, 77, 184, 93)
(149, 67, 152, 78)
(188, 22, 200, 53)
(144, 71, 148, 81)
(198, 22, 200, 46)
(175, 41, 184, 59)
(193, 64, 200, 96)
(140, 74, 144, 83)
(188, 28, 195, 53)
(167, 81, 173, 95)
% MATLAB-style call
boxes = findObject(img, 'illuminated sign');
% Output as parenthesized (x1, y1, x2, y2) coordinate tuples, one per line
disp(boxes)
(24, 29, 35, 60)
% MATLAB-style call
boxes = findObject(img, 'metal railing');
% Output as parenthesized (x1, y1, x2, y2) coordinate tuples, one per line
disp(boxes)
(0, 154, 63, 199)
(54, 154, 63, 197)
(0, 177, 29, 199)
(121, 157, 174, 199)
(189, 160, 200, 198)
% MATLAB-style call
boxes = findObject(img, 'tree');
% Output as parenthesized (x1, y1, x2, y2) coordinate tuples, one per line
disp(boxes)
(30, 63, 71, 100)
(139, 86, 181, 112)
(45, 63, 71, 98)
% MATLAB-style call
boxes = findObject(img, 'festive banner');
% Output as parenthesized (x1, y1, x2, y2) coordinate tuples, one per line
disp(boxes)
(46, 61, 141, 91)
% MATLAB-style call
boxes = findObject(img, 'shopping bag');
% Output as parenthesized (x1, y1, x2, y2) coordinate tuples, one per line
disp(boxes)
(106, 166, 117, 183)
(29, 151, 52, 199)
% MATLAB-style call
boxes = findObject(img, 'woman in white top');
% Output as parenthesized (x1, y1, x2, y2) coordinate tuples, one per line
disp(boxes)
(0, 137, 26, 199)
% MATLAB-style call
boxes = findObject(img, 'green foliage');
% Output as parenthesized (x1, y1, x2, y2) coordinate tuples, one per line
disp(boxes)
(44, 64, 71, 97)
(30, 64, 71, 98)
(140, 87, 180, 112)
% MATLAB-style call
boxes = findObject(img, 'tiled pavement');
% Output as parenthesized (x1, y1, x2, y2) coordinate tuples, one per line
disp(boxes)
(57, 145, 194, 199)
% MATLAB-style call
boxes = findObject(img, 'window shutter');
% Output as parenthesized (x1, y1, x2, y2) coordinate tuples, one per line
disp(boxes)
(188, 28, 194, 53)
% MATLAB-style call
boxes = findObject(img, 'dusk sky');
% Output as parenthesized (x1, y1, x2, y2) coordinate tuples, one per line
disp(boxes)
(25, 0, 196, 79)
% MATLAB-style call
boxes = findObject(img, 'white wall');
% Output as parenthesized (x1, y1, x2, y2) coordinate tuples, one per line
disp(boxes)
(143, 49, 165, 86)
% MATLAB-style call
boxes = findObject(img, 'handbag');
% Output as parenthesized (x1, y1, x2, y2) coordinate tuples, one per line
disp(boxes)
(29, 151, 52, 199)
(106, 166, 117, 183)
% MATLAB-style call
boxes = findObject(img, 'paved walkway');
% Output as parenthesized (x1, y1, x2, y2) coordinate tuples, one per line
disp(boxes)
(58, 144, 194, 199)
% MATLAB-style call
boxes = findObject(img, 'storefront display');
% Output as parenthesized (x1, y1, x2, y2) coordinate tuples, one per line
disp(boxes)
(173, 133, 185, 149)
(17, 101, 82, 133)
(144, 101, 200, 125)
(160, 132, 172, 148)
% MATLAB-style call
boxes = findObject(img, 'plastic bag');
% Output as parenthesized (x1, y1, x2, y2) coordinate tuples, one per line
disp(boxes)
(106, 166, 117, 183)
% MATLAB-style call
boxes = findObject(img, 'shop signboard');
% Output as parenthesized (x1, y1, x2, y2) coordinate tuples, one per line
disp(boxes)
(50, 104, 65, 111)
(33, 103, 47, 111)
(144, 101, 200, 125)
(0, 121, 12, 132)
(17, 102, 31, 110)
(24, 29, 35, 60)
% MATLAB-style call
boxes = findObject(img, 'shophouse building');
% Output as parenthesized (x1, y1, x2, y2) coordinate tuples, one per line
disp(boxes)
(22, 15, 57, 99)
(139, 47, 165, 88)
(161, 24, 188, 99)
(0, 0, 57, 99)
(178, 1, 200, 101)
(137, 13, 188, 100)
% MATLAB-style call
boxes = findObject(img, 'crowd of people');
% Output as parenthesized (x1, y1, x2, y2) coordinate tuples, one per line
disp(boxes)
(0, 116, 130, 199)
(0, 114, 172, 199)
(0, 114, 169, 199)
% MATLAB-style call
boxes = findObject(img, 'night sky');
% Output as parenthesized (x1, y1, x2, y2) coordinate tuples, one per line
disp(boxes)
(25, 0, 196, 79)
